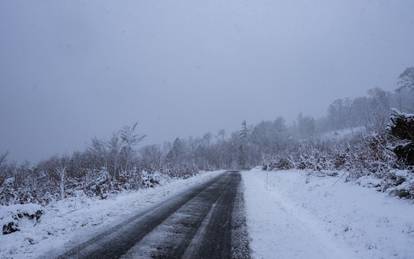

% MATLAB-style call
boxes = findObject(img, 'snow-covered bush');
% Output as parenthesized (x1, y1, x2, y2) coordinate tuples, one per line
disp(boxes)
(1, 204, 43, 235)
(382, 170, 414, 199)
(263, 111, 414, 198)
(388, 109, 414, 166)
(263, 157, 294, 170)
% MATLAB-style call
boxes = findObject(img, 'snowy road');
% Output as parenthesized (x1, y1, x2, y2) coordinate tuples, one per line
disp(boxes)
(57, 171, 249, 259)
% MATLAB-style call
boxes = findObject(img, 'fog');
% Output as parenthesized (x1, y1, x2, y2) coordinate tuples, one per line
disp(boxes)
(1, 0, 413, 162)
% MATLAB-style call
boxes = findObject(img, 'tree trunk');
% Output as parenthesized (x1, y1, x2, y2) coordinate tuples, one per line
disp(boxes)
(59, 167, 66, 200)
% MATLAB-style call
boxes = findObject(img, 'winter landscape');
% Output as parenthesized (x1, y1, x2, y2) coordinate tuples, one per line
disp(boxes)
(1, 1, 414, 259)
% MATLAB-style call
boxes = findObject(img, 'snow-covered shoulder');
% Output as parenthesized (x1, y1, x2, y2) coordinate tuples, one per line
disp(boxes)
(242, 169, 414, 259)
(0, 170, 224, 259)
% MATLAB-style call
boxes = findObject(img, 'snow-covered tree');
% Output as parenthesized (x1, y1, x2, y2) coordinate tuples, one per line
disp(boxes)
(367, 88, 391, 133)
(120, 123, 146, 171)
(296, 113, 316, 139)
(396, 67, 414, 113)
(57, 157, 68, 200)
(140, 145, 162, 172)
(398, 67, 414, 91)
(238, 120, 249, 169)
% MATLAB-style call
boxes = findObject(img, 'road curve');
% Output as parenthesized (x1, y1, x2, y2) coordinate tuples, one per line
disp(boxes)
(57, 171, 250, 259)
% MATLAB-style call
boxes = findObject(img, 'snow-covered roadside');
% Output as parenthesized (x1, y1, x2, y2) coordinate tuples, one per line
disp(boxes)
(243, 169, 414, 259)
(0, 170, 224, 259)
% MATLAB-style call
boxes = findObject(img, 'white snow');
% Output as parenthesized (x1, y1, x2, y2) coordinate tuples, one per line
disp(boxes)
(0, 203, 43, 227)
(0, 170, 224, 259)
(243, 169, 414, 259)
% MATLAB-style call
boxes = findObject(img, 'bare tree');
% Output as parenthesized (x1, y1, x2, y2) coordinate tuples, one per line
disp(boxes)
(140, 145, 162, 172)
(120, 122, 146, 171)
(57, 156, 69, 200)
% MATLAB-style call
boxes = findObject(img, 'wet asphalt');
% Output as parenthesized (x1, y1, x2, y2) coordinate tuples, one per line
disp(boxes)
(57, 171, 250, 259)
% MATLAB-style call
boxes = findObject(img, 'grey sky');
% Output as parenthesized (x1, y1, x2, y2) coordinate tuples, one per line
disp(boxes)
(1, 0, 413, 162)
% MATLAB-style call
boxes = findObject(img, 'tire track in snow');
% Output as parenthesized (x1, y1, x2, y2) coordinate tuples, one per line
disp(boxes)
(58, 171, 249, 259)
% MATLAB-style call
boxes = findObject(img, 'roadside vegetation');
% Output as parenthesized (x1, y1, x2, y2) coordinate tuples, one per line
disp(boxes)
(1, 67, 414, 206)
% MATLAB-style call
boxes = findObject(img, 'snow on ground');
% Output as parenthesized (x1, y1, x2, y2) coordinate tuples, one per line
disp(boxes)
(0, 170, 224, 259)
(243, 168, 414, 259)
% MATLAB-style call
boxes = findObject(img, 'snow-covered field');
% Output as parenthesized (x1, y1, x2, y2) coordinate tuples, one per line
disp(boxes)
(243, 169, 414, 259)
(0, 170, 224, 259)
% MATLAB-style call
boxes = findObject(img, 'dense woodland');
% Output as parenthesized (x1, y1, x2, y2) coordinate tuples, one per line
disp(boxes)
(1, 67, 414, 205)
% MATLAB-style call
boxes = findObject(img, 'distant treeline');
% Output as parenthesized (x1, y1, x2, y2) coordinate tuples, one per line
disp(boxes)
(1, 67, 413, 205)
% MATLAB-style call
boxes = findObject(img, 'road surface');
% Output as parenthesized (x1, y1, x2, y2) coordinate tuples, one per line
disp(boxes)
(58, 171, 250, 259)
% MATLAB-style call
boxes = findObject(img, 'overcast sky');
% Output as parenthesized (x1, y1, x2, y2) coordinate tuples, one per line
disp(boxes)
(1, 0, 413, 162)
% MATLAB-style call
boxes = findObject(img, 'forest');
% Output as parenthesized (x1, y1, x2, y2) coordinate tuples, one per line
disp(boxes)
(1, 67, 413, 205)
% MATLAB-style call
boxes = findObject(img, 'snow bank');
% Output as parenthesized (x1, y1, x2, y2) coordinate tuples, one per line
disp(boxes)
(0, 170, 224, 259)
(243, 169, 414, 259)
(1, 204, 43, 226)
(1, 204, 43, 236)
